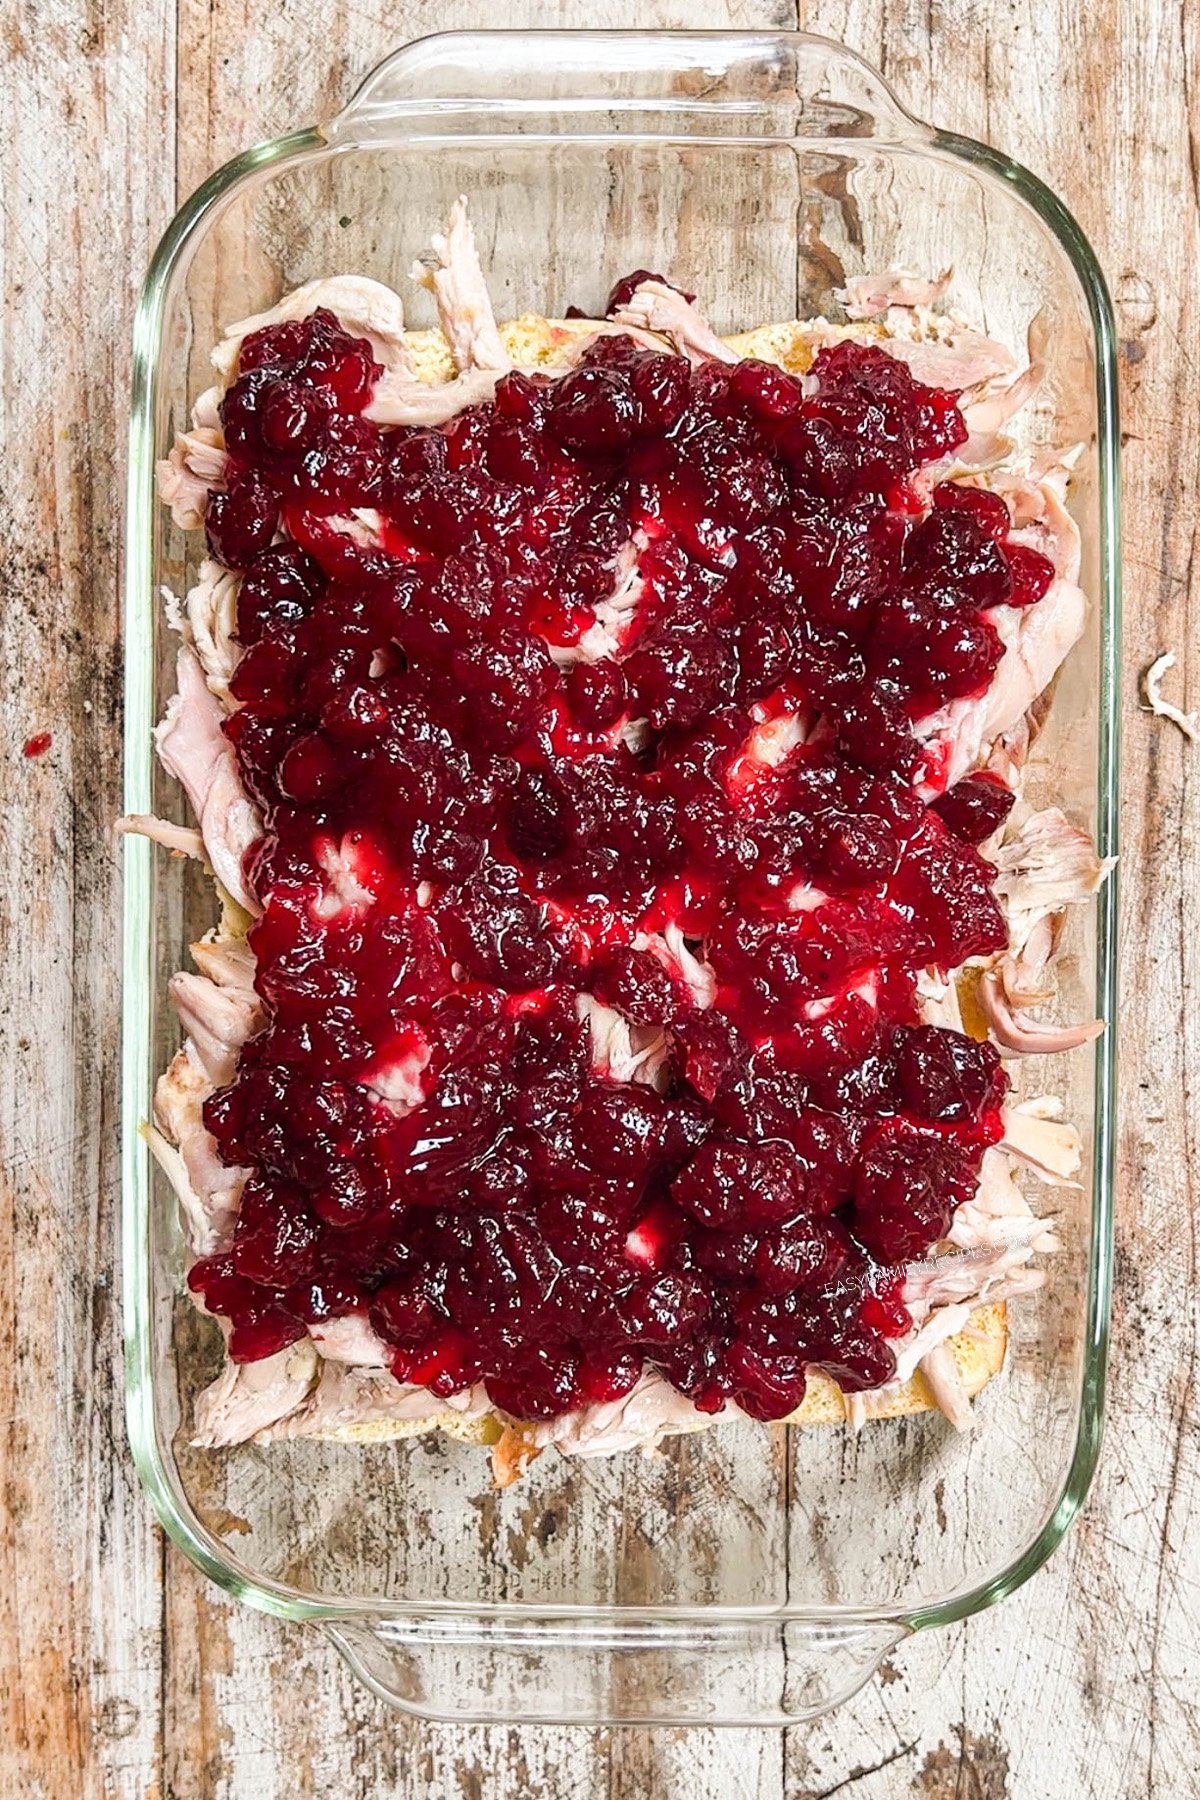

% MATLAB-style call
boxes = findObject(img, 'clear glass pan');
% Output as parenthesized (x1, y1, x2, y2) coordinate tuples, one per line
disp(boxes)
(122, 29, 1120, 1724)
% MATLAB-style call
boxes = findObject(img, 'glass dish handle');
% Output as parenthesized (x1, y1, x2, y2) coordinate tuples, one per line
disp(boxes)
(323, 1614, 908, 1725)
(322, 29, 932, 149)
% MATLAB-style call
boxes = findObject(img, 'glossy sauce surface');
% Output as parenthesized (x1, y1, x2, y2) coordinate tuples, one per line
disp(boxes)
(189, 306, 1051, 1420)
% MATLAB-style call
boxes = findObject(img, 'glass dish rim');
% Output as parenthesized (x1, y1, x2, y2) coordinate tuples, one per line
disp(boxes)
(121, 25, 1121, 1639)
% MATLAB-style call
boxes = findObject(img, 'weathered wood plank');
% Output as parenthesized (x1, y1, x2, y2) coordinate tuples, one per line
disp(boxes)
(0, 3, 175, 1798)
(781, 3, 1200, 1796)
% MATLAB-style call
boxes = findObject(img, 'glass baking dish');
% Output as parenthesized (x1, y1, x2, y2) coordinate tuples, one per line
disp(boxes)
(122, 29, 1120, 1725)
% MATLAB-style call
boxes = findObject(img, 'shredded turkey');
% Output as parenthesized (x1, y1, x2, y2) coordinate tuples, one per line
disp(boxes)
(308, 1313, 392, 1367)
(990, 806, 1111, 950)
(880, 329, 1016, 393)
(212, 274, 411, 382)
(961, 358, 1045, 437)
(613, 280, 739, 367)
(947, 1206, 1058, 1256)
(151, 928, 261, 1251)
(143, 1122, 219, 1256)
(183, 559, 241, 703)
(411, 196, 510, 374)
(978, 802, 1111, 1054)
(904, 1239, 1046, 1309)
(1001, 1098, 1083, 1185)
(980, 968, 1104, 1057)
(841, 267, 953, 318)
(998, 910, 1059, 1008)
(193, 1338, 321, 1447)
(313, 833, 378, 919)
(154, 645, 262, 912)
(252, 1363, 491, 1443)
(868, 308, 1044, 440)
(915, 968, 965, 1033)
(365, 363, 502, 426)
(168, 969, 263, 1088)
(575, 995, 670, 1091)
(660, 921, 717, 1011)
(544, 532, 648, 666)
(888, 1302, 974, 1385)
(968, 1146, 1038, 1222)
(188, 930, 256, 992)
(117, 814, 206, 861)
(916, 576, 1087, 791)
(919, 1342, 975, 1432)
(151, 1045, 247, 1254)
(156, 427, 228, 530)
(1006, 473, 1082, 586)
(1142, 650, 1198, 742)
(359, 1034, 432, 1116)
(531, 1369, 717, 1460)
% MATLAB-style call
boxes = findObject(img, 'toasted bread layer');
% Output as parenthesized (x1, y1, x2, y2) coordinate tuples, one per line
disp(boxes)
(401, 312, 835, 383)
(311, 1408, 501, 1448)
(304, 1304, 1007, 1455)
(783, 1301, 1008, 1424)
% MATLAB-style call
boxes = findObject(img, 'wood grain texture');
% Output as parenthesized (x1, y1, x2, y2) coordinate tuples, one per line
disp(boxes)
(1, 0, 1193, 1794)
(0, 3, 173, 1796)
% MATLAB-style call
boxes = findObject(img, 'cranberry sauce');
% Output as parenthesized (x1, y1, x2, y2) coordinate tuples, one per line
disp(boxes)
(186, 305, 1040, 1421)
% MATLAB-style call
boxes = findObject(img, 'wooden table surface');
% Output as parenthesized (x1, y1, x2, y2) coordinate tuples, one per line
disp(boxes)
(2, 0, 1194, 1794)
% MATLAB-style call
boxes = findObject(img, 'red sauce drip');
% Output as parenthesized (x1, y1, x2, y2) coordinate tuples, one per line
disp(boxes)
(187, 306, 1035, 1420)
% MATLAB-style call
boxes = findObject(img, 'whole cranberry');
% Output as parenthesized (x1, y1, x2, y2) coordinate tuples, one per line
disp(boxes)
(205, 472, 279, 569)
(566, 660, 627, 729)
(591, 944, 679, 1025)
(231, 1177, 320, 1286)
(623, 630, 729, 729)
(725, 1341, 808, 1419)
(370, 1274, 445, 1348)
(450, 630, 554, 748)
(753, 1222, 832, 1296)
(893, 1025, 1004, 1122)
(729, 358, 804, 420)
(236, 543, 323, 644)
(604, 270, 696, 313)
(494, 370, 550, 425)
(672, 1140, 807, 1230)
(850, 1133, 958, 1263)
(228, 1305, 306, 1363)
(631, 354, 691, 430)
(621, 1271, 709, 1348)
(1006, 542, 1056, 606)
(549, 367, 641, 453)
(816, 813, 900, 887)
(933, 481, 1011, 541)
(261, 378, 334, 454)
(932, 773, 1015, 843)
(904, 507, 1013, 609)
